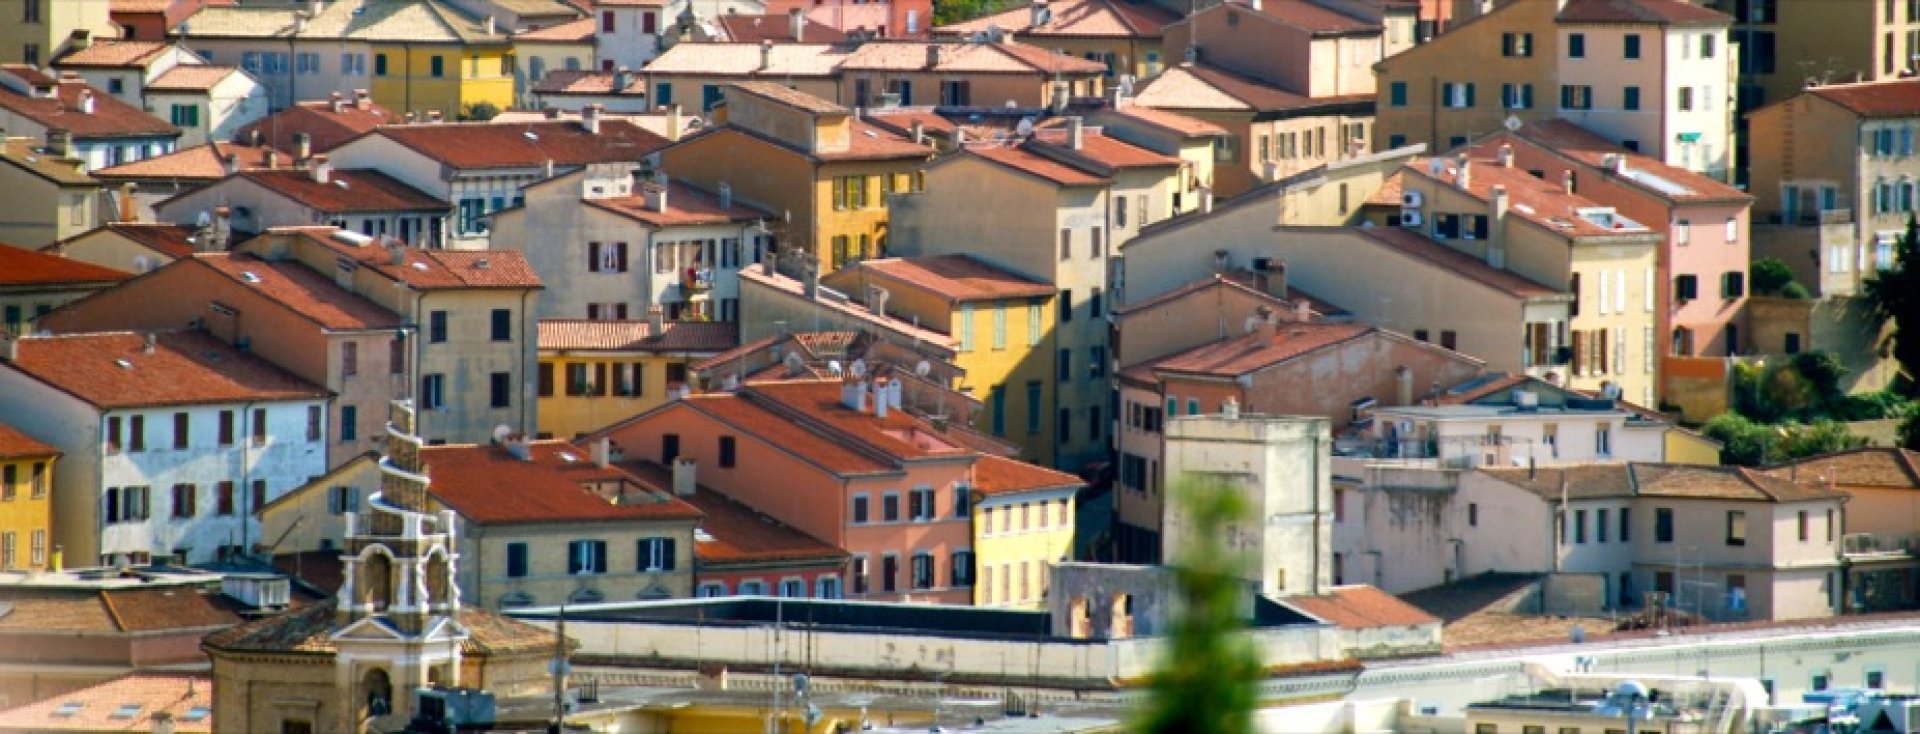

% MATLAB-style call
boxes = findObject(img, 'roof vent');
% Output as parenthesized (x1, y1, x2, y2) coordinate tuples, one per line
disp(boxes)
(240, 271, 261, 283)
(114, 359, 133, 369)
(474, 258, 491, 270)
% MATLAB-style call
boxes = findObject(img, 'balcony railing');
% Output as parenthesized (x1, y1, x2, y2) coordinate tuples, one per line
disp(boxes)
(1843, 532, 1920, 557)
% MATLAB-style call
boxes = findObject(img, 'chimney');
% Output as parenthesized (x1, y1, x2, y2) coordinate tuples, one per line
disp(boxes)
(248, 128, 263, 147)
(718, 182, 732, 209)
(874, 378, 890, 418)
(1199, 185, 1214, 213)
(263, 150, 279, 169)
(311, 154, 332, 184)
(544, 107, 562, 119)
(1455, 156, 1471, 190)
(504, 433, 532, 460)
(1497, 143, 1513, 168)
(118, 182, 137, 222)
(353, 88, 370, 110)
(387, 238, 407, 266)
(1067, 116, 1084, 150)
(293, 10, 309, 33)
(1264, 258, 1287, 300)
(647, 305, 666, 334)
(78, 89, 95, 115)
(427, 109, 443, 123)
(1489, 184, 1509, 266)
(142, 333, 157, 354)
(801, 255, 819, 298)
(644, 177, 669, 212)
(789, 8, 805, 41)
(68, 29, 93, 51)
(1247, 0, 1261, 10)
(841, 378, 870, 411)
(211, 207, 232, 249)
(672, 457, 698, 496)
(1255, 305, 1278, 341)
(1293, 299, 1310, 322)
(1221, 396, 1240, 419)
(329, 91, 344, 113)
(1562, 169, 1576, 195)
(222, 149, 239, 175)
(909, 120, 925, 145)
(1031, 0, 1050, 27)
(592, 437, 611, 468)
(582, 103, 602, 134)
(927, 44, 944, 69)
(613, 66, 631, 93)
(293, 132, 312, 161)
(484, 15, 496, 37)
(45, 128, 71, 157)
(761, 40, 775, 70)
(404, 111, 416, 124)
(1, 333, 18, 362)
(1612, 154, 1627, 175)
(151, 710, 174, 734)
(869, 284, 890, 319)
(1049, 81, 1069, 114)
(666, 104, 684, 140)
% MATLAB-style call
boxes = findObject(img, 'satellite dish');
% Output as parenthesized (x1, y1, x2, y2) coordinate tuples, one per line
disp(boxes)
(492, 424, 513, 443)
(1504, 115, 1524, 132)
(849, 359, 868, 378)
(827, 360, 844, 376)
(915, 360, 932, 377)
(1015, 117, 1036, 136)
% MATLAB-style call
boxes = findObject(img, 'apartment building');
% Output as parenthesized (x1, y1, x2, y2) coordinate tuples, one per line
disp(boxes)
(635, 461, 849, 600)
(0, 331, 330, 565)
(493, 165, 774, 322)
(598, 380, 1063, 604)
(536, 318, 738, 439)
(1770, 448, 1920, 614)
(0, 424, 57, 572)
(174, 0, 516, 117)
(0, 71, 181, 173)
(48, 38, 271, 145)
(971, 455, 1081, 609)
(511, 17, 593, 97)
(0, 136, 105, 249)
(235, 227, 543, 445)
(589, 0, 669, 72)
(690, 328, 981, 428)
(935, 0, 1180, 80)
(155, 164, 451, 247)
(836, 40, 1107, 108)
(51, 40, 211, 107)
(762, 0, 931, 39)
(328, 112, 671, 249)
(0, 0, 113, 67)
(1087, 104, 1225, 199)
(1375, 0, 1734, 180)
(1717, 0, 1920, 115)
(821, 255, 1061, 464)
(659, 83, 936, 276)
(233, 90, 396, 154)
(0, 247, 129, 335)
(640, 44, 850, 112)
(37, 252, 411, 467)
(1131, 61, 1374, 199)
(1163, 412, 1333, 599)
(93, 140, 288, 220)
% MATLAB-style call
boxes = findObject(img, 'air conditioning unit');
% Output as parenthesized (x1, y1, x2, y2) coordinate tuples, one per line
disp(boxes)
(1402, 190, 1424, 208)
(1400, 210, 1423, 227)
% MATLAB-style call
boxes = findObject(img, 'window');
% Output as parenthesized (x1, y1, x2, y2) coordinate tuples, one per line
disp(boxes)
(1059, 289, 1072, 322)
(171, 484, 197, 519)
(1059, 227, 1072, 260)
(852, 494, 870, 524)
(1723, 272, 1745, 298)
(953, 483, 972, 517)
(1675, 274, 1699, 301)
(951, 550, 973, 586)
(990, 385, 1007, 436)
(1561, 85, 1593, 110)
(430, 55, 445, 77)
(23, 0, 41, 22)
(992, 302, 1007, 349)
(851, 555, 869, 594)
(958, 303, 974, 352)
(655, 82, 672, 105)
(1623, 86, 1641, 111)
(506, 543, 528, 577)
(1567, 32, 1586, 58)
(911, 552, 934, 589)
(1441, 81, 1475, 108)
(421, 374, 445, 410)
(1468, 503, 1478, 526)
(1088, 406, 1102, 442)
(718, 436, 736, 468)
(883, 492, 900, 522)
(1059, 349, 1071, 381)
(251, 409, 268, 446)
(639, 538, 676, 571)
(910, 486, 935, 521)
(490, 309, 511, 341)
(1798, 510, 1809, 541)
(251, 481, 266, 514)
(169, 104, 200, 127)
(1058, 407, 1071, 443)
(129, 415, 145, 452)
(1502, 83, 1534, 109)
(1501, 32, 1533, 57)
(306, 405, 322, 441)
(390, 338, 405, 374)
(1574, 509, 1587, 543)
(216, 482, 235, 515)
(374, 53, 388, 76)
(567, 540, 608, 574)
(1678, 86, 1693, 111)
(429, 311, 448, 343)
(1624, 33, 1641, 59)
(328, 486, 359, 515)
(1655, 507, 1673, 543)
(882, 553, 899, 592)
(661, 433, 679, 463)
(489, 372, 511, 408)
(1726, 510, 1747, 546)
(1025, 381, 1041, 434)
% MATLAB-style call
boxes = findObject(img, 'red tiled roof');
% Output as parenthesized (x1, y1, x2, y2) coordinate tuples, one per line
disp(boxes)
(732, 80, 851, 115)
(1770, 448, 1920, 489)
(716, 13, 849, 42)
(52, 222, 202, 260)
(1475, 121, 1749, 203)
(2, 331, 328, 409)
(1556, 0, 1731, 25)
(0, 64, 57, 89)
(837, 255, 1055, 303)
(145, 65, 242, 92)
(235, 99, 396, 153)
(93, 140, 286, 182)
(515, 16, 596, 41)
(202, 598, 561, 656)
(423, 442, 704, 525)
(190, 253, 402, 330)
(0, 245, 131, 287)
(1132, 63, 1331, 112)
(965, 144, 1109, 186)
(0, 80, 179, 140)
(616, 472, 847, 565)
(584, 180, 772, 227)
(1285, 585, 1439, 630)
(1405, 153, 1662, 239)
(663, 389, 896, 475)
(1029, 128, 1183, 169)
(839, 40, 1106, 75)
(531, 69, 646, 96)
(1150, 322, 1373, 377)
(0, 423, 58, 459)
(52, 40, 174, 68)
(736, 267, 956, 351)
(938, 0, 1178, 38)
(1803, 78, 1920, 119)
(864, 108, 958, 138)
(236, 168, 448, 213)
(1213, 0, 1379, 34)
(973, 454, 1082, 496)
(741, 380, 976, 463)
(640, 42, 849, 78)
(1351, 226, 1562, 299)
(538, 319, 738, 352)
(369, 119, 671, 169)
(286, 228, 543, 290)
(0, 674, 213, 733)
(1486, 463, 1847, 503)
(1113, 105, 1227, 137)
(691, 117, 935, 163)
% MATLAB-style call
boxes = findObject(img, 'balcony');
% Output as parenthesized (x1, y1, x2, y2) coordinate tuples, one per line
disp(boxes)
(681, 267, 714, 293)
(1843, 532, 1920, 559)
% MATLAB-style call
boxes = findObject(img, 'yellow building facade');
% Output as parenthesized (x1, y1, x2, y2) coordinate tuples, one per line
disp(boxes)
(971, 459, 1079, 610)
(371, 42, 517, 119)
(0, 425, 58, 572)
(535, 320, 736, 440)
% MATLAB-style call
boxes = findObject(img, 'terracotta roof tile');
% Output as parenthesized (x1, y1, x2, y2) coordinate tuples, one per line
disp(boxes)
(285, 228, 543, 289)
(0, 137, 96, 186)
(1207, 0, 1378, 34)
(0, 80, 179, 140)
(1803, 78, 1920, 119)
(0, 246, 131, 286)
(0, 593, 114, 632)
(1134, 63, 1366, 112)
(584, 180, 772, 227)
(179, 0, 510, 44)
(732, 80, 851, 115)
(638, 390, 896, 475)
(0, 64, 58, 89)
(1284, 585, 1438, 630)
(1473, 121, 1749, 203)
(610, 466, 847, 565)
(1770, 448, 1920, 489)
(52, 223, 202, 259)
(839, 40, 1105, 75)
(102, 585, 256, 631)
(93, 141, 286, 182)
(1556, 0, 1731, 25)
(938, 0, 1178, 38)
(235, 98, 396, 153)
(4, 330, 327, 409)
(965, 144, 1109, 186)
(514, 15, 596, 41)
(1352, 226, 1562, 299)
(1149, 322, 1373, 377)
(189, 253, 402, 330)
(1112, 104, 1227, 137)
(145, 65, 242, 92)
(738, 268, 957, 350)
(832, 254, 1056, 303)
(864, 108, 958, 138)
(1113, 271, 1343, 319)
(52, 40, 175, 69)
(1406, 153, 1664, 240)
(0, 423, 58, 459)
(972, 454, 1082, 496)
(234, 167, 448, 214)
(423, 442, 703, 525)
(1478, 464, 1639, 500)
(740, 380, 978, 463)
(716, 13, 849, 42)
(1484, 463, 1848, 503)
(690, 117, 935, 163)
(369, 119, 670, 169)
(0, 674, 213, 733)
(202, 598, 563, 655)
(641, 43, 850, 77)
(1028, 128, 1183, 169)
(531, 69, 647, 96)
(538, 319, 738, 352)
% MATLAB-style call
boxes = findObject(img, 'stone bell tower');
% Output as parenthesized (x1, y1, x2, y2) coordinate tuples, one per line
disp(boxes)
(332, 400, 468, 727)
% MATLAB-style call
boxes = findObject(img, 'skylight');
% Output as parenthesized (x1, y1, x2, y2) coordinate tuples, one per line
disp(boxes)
(182, 706, 212, 722)
(110, 704, 142, 719)
(52, 702, 83, 717)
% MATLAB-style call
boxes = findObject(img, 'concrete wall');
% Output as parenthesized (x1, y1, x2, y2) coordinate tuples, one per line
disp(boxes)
(0, 161, 99, 249)
(1163, 414, 1333, 598)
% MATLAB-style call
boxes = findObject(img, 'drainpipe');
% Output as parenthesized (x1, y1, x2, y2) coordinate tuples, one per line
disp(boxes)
(241, 400, 257, 558)
(519, 288, 536, 433)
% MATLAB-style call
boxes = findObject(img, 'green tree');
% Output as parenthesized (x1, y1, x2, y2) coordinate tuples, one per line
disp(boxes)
(1703, 414, 1867, 466)
(1863, 213, 1920, 395)
(1751, 257, 1797, 295)
(464, 101, 501, 122)
(1134, 477, 1261, 734)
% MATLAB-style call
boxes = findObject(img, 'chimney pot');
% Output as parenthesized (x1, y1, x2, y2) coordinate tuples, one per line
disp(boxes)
(789, 8, 805, 42)
(672, 457, 698, 496)
(293, 132, 312, 161)
(1497, 143, 1513, 168)
(353, 88, 370, 110)
(761, 40, 774, 70)
(1563, 169, 1576, 195)
(311, 155, 332, 184)
(1067, 116, 1084, 150)
(647, 305, 666, 334)
(78, 89, 95, 115)
(582, 103, 602, 134)
(329, 91, 344, 113)
(927, 44, 944, 69)
(718, 182, 733, 210)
